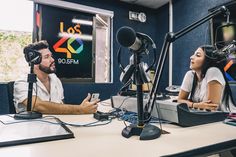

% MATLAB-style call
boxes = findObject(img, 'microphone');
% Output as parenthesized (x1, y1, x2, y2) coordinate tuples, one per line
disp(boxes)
(116, 26, 150, 52)
(213, 40, 236, 61)
(222, 40, 236, 53)
(227, 45, 236, 53)
(218, 40, 236, 56)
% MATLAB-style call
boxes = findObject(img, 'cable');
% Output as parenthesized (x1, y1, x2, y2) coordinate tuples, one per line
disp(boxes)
(0, 115, 60, 125)
(60, 119, 112, 127)
(1, 115, 112, 127)
(117, 96, 131, 109)
(154, 102, 163, 131)
(118, 78, 133, 95)
(117, 110, 170, 125)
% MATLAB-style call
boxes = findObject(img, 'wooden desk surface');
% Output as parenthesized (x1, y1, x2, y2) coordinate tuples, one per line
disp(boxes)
(0, 112, 236, 157)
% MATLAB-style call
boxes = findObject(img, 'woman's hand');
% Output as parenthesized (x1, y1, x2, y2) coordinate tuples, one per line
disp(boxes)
(193, 100, 219, 111)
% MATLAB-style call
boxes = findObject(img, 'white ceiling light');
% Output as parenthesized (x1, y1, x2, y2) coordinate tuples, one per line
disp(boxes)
(72, 19, 93, 26)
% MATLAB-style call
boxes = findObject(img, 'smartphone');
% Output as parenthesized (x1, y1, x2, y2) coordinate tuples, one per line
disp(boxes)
(90, 93, 100, 102)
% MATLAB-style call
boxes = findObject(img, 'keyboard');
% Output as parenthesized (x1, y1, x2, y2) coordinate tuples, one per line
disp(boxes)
(158, 102, 228, 127)
(111, 96, 228, 127)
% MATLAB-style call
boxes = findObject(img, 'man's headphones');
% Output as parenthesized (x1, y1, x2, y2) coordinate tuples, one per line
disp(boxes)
(117, 47, 154, 85)
(23, 48, 42, 65)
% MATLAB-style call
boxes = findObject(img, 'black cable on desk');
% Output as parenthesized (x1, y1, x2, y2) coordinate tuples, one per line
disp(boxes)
(0, 115, 112, 127)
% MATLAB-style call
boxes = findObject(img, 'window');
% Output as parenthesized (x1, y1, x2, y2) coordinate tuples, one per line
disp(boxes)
(34, 0, 114, 83)
(0, 0, 113, 83)
(0, 0, 33, 82)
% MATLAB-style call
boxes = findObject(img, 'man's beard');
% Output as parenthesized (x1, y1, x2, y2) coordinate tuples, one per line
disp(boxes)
(39, 63, 56, 74)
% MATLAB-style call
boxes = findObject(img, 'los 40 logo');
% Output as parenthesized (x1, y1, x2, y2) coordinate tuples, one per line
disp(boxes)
(53, 22, 83, 64)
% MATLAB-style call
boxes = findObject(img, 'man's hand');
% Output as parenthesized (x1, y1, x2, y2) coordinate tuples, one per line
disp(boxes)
(79, 93, 99, 114)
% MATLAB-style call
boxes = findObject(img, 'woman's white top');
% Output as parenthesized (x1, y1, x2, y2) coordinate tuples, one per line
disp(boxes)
(180, 67, 236, 112)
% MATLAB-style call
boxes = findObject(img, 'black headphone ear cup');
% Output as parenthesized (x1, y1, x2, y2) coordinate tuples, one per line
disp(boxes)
(139, 62, 150, 84)
(120, 64, 135, 84)
(24, 48, 42, 64)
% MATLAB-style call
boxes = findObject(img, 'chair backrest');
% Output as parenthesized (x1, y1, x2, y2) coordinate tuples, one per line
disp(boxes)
(7, 81, 16, 114)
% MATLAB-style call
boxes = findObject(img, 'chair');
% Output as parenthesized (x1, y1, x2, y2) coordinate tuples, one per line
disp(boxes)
(7, 81, 16, 114)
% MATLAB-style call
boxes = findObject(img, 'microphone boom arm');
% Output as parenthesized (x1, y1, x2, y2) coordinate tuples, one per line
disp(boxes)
(145, 6, 229, 114)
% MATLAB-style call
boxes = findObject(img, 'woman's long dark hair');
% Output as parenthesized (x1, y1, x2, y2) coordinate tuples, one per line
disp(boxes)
(189, 45, 236, 111)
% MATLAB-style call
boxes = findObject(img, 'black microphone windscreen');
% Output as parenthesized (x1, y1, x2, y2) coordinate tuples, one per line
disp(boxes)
(116, 26, 136, 47)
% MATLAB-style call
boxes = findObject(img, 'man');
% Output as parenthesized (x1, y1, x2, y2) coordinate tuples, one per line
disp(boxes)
(14, 40, 98, 114)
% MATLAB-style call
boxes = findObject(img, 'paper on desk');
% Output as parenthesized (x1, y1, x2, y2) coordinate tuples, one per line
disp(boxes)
(0, 115, 70, 143)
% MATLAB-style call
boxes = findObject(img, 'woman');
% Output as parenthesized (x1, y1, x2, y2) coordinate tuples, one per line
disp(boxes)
(178, 45, 236, 112)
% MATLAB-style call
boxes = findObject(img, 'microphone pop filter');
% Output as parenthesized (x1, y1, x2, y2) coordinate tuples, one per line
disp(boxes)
(116, 26, 136, 47)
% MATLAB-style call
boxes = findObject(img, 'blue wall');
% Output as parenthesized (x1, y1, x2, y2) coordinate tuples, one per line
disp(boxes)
(1, 0, 235, 113)
(57, 0, 236, 104)
(172, 0, 232, 85)
(151, 4, 170, 91)
(63, 0, 162, 104)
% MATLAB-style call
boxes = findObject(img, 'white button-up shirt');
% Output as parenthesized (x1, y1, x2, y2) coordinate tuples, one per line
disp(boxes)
(13, 74, 64, 113)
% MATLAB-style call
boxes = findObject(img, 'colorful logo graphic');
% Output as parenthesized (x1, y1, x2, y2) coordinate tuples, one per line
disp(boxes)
(224, 58, 236, 81)
(53, 22, 83, 59)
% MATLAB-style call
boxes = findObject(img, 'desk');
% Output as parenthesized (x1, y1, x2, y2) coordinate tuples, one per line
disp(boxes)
(0, 107, 236, 156)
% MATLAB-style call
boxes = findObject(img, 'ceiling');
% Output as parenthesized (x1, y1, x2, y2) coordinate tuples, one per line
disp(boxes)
(120, 0, 169, 9)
